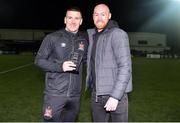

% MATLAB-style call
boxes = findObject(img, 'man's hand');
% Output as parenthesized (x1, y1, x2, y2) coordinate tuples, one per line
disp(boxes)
(104, 97, 119, 111)
(62, 61, 76, 72)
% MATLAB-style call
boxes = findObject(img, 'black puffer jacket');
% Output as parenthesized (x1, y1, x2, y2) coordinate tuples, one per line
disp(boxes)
(35, 29, 88, 97)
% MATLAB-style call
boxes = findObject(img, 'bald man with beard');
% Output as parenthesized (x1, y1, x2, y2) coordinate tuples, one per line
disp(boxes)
(85, 4, 132, 122)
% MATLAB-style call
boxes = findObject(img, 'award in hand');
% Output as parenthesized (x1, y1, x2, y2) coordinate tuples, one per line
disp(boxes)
(70, 51, 82, 71)
(70, 42, 85, 71)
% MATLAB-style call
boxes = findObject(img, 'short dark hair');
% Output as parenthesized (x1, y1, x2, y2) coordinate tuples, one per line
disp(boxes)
(65, 6, 82, 18)
(66, 6, 81, 13)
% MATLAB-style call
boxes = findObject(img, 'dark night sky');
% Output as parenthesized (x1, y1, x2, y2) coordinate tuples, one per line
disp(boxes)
(0, 0, 179, 49)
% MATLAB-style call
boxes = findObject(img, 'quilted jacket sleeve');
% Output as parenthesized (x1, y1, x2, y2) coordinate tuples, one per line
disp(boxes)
(110, 29, 132, 100)
(34, 35, 64, 73)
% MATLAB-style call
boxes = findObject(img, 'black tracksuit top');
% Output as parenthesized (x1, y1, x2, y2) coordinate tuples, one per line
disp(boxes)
(35, 29, 88, 97)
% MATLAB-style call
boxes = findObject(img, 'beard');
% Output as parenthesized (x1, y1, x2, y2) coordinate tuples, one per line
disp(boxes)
(95, 21, 107, 30)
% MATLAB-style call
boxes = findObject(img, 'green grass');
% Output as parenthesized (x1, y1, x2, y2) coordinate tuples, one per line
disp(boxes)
(0, 55, 180, 121)
(0, 55, 44, 121)
(129, 58, 180, 121)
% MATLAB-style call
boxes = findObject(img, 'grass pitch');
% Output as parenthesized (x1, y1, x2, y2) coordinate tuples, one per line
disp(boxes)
(0, 55, 180, 121)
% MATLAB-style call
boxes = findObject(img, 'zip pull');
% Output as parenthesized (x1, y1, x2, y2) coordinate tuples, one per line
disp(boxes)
(95, 94, 98, 102)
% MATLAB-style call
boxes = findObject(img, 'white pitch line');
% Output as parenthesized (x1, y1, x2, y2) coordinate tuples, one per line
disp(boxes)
(0, 63, 33, 74)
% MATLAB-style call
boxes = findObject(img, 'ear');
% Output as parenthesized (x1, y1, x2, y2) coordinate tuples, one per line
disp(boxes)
(109, 13, 112, 19)
(64, 17, 67, 24)
(80, 19, 83, 25)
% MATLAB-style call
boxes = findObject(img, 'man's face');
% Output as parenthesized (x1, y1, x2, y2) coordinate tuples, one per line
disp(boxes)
(93, 4, 111, 32)
(64, 11, 82, 33)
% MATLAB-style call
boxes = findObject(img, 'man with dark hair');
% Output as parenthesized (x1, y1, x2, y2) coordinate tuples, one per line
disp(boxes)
(86, 4, 132, 122)
(35, 7, 88, 122)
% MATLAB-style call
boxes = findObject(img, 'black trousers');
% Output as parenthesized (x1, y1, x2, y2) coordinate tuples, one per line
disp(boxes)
(91, 92, 128, 122)
(43, 94, 80, 122)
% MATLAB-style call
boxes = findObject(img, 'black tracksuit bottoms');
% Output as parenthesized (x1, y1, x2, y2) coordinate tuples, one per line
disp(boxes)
(43, 94, 80, 122)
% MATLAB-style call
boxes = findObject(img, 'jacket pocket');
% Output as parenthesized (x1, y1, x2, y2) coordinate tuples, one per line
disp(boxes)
(46, 72, 68, 92)
(70, 74, 81, 94)
(102, 59, 117, 68)
(98, 68, 114, 86)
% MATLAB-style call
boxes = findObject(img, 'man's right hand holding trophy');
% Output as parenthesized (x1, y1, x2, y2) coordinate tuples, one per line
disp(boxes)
(62, 61, 76, 72)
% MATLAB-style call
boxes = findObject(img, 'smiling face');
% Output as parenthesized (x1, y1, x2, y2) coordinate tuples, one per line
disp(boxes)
(93, 4, 111, 32)
(64, 10, 82, 33)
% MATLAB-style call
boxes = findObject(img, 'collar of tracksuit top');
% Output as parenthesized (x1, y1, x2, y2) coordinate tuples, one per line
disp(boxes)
(64, 29, 79, 40)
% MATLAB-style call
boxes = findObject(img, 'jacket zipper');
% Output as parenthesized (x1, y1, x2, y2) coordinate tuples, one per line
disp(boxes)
(67, 37, 75, 97)
(95, 35, 100, 102)
(67, 73, 72, 97)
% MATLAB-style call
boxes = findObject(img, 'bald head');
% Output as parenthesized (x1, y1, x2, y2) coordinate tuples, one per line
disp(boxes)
(93, 4, 111, 32)
(94, 4, 110, 14)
